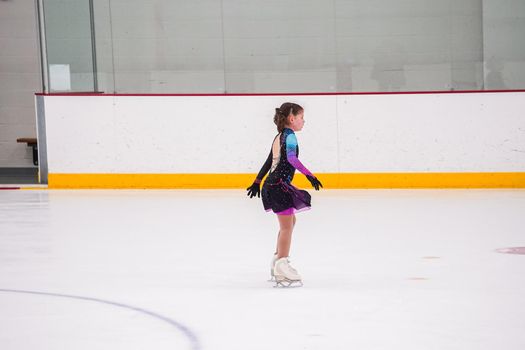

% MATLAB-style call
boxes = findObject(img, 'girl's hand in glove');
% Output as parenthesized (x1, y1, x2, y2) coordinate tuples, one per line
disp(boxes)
(246, 182, 261, 198)
(306, 175, 323, 191)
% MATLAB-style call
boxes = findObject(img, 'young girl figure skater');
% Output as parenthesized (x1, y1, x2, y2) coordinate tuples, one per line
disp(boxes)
(247, 102, 323, 287)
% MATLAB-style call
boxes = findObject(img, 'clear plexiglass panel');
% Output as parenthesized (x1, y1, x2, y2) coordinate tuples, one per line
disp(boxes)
(37, 0, 525, 93)
(42, 0, 96, 92)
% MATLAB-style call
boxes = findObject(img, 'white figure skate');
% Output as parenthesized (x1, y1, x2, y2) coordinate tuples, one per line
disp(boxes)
(273, 257, 303, 288)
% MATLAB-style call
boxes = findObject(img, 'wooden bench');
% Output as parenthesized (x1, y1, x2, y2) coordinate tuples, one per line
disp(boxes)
(17, 138, 38, 166)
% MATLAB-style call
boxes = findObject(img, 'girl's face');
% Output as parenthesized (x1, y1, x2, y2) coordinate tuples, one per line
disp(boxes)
(288, 110, 305, 132)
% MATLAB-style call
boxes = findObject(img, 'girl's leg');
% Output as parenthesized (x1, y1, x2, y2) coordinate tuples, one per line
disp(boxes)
(276, 214, 295, 259)
(274, 215, 296, 255)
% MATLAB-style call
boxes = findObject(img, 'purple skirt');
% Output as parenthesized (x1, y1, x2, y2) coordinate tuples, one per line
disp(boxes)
(262, 180, 311, 215)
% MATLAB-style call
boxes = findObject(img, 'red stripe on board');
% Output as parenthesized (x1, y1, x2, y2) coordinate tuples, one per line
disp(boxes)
(35, 89, 525, 97)
(0, 187, 20, 190)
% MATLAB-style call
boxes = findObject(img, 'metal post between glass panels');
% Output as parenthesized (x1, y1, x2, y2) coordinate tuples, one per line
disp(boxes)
(89, 0, 98, 92)
(35, 0, 49, 93)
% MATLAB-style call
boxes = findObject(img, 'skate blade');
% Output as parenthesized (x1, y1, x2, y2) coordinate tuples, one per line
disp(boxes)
(273, 277, 303, 288)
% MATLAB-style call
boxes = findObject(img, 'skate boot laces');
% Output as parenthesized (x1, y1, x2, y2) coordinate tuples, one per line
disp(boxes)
(286, 258, 298, 274)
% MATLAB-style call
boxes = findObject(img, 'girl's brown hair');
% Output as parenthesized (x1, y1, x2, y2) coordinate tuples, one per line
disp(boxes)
(274, 102, 303, 132)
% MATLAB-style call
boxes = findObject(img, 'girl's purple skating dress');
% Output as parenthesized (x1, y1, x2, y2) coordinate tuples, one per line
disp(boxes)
(255, 128, 313, 215)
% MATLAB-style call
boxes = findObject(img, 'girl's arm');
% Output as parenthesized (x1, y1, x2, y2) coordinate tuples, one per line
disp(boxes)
(254, 150, 272, 184)
(285, 133, 314, 177)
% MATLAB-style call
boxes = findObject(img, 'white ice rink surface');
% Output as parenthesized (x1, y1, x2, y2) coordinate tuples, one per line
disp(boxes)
(1, 189, 524, 350)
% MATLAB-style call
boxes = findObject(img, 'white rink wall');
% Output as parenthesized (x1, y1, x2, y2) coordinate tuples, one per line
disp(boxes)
(40, 92, 525, 174)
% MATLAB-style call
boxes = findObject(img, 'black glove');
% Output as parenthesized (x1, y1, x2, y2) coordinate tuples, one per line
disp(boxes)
(306, 175, 323, 191)
(246, 182, 261, 198)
